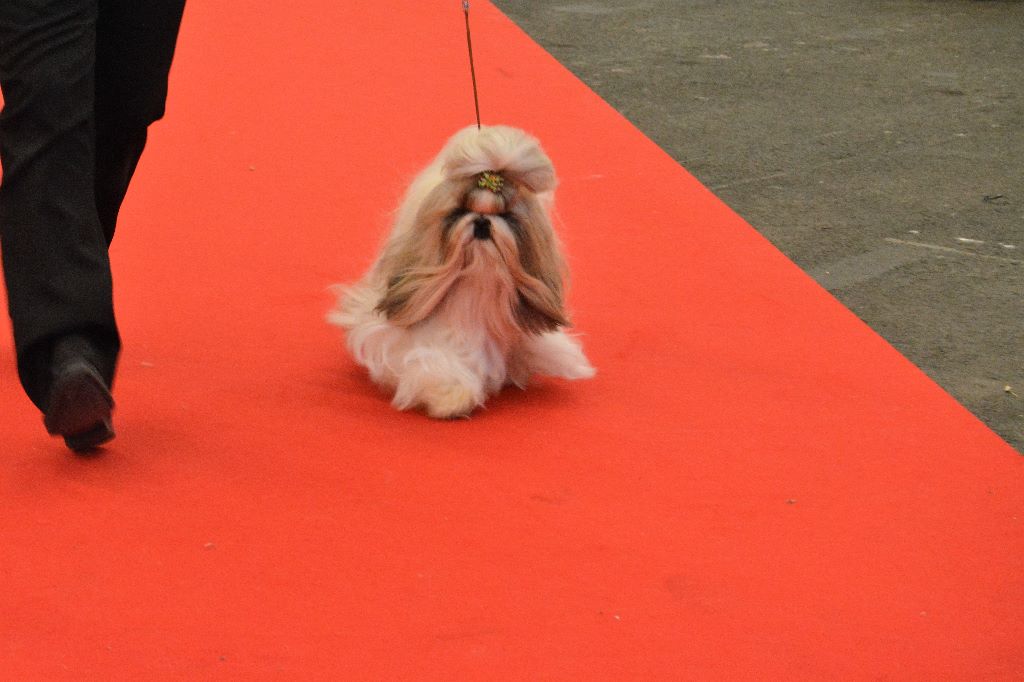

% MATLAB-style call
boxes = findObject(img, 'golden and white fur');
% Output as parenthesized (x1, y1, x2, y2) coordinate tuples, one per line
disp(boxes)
(329, 125, 594, 418)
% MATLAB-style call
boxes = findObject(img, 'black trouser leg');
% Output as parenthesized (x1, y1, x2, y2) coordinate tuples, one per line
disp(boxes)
(0, 0, 111, 411)
(0, 0, 185, 411)
(94, 0, 185, 243)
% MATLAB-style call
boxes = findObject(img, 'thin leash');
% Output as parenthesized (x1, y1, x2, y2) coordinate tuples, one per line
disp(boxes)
(463, 2, 503, 194)
(463, 1, 482, 130)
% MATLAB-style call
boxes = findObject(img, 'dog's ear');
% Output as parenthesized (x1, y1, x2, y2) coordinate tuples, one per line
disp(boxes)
(515, 281, 569, 334)
(372, 180, 469, 326)
(376, 273, 415, 322)
(504, 194, 570, 334)
(376, 263, 462, 327)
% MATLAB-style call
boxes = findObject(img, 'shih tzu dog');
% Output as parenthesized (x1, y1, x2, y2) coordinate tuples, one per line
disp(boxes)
(329, 125, 594, 418)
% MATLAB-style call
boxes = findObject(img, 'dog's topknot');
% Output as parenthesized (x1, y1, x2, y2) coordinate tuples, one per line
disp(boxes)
(441, 125, 557, 194)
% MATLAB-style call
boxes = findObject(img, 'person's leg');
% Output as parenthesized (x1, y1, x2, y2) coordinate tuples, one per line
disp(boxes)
(93, 0, 186, 243)
(0, 0, 119, 414)
(1, 0, 185, 449)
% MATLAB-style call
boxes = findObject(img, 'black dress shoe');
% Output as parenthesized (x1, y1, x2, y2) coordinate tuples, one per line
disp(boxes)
(42, 335, 115, 452)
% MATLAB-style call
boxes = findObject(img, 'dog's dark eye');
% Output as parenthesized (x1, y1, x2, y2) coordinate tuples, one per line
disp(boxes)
(501, 213, 525, 240)
(443, 208, 469, 237)
(445, 208, 469, 226)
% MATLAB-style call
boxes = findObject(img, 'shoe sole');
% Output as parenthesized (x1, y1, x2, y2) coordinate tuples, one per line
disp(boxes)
(43, 360, 115, 452)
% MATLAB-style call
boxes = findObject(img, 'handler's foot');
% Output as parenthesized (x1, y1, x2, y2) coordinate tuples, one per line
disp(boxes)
(43, 335, 115, 452)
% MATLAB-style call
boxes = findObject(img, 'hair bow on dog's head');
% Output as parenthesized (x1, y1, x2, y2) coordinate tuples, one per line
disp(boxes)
(477, 171, 505, 193)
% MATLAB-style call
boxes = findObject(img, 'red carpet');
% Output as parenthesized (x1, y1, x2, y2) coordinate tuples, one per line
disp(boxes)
(1, 2, 1021, 678)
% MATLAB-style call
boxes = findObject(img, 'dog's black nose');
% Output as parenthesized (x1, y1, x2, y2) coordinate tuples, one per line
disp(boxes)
(472, 216, 492, 240)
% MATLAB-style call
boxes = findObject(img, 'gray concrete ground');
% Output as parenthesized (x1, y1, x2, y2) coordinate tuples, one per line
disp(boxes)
(493, 0, 1023, 453)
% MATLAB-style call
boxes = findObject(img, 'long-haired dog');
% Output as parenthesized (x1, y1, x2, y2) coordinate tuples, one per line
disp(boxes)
(329, 125, 594, 418)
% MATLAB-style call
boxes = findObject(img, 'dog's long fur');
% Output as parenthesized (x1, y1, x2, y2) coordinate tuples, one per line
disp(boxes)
(330, 125, 594, 418)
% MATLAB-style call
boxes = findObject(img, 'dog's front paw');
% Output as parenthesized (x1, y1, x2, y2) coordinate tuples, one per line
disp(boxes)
(421, 381, 480, 419)
(391, 350, 486, 419)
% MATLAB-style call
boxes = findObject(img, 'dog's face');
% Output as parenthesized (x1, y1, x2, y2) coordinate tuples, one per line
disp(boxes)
(375, 127, 569, 335)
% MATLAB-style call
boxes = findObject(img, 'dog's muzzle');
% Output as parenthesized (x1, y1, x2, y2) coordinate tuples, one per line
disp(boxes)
(472, 216, 492, 240)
